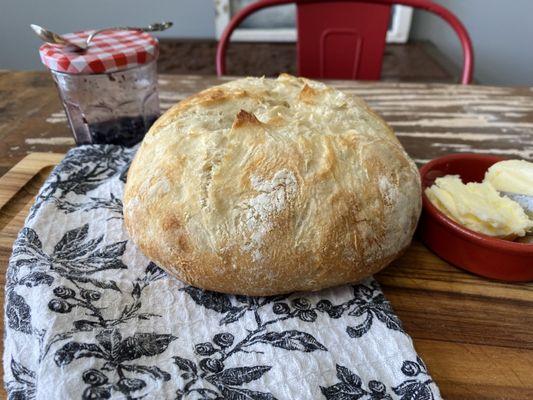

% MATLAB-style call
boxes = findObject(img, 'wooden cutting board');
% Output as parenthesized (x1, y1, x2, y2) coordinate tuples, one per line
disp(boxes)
(0, 153, 64, 399)
(1, 153, 532, 399)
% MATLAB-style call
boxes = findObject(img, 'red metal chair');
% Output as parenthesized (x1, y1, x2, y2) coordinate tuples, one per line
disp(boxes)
(216, 0, 474, 84)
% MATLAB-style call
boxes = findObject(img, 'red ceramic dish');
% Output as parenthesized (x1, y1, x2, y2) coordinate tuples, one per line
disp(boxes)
(418, 153, 533, 282)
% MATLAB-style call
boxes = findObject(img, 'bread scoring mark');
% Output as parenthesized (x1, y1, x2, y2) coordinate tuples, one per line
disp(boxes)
(299, 84, 318, 103)
(232, 109, 262, 129)
(200, 149, 224, 208)
(241, 169, 298, 262)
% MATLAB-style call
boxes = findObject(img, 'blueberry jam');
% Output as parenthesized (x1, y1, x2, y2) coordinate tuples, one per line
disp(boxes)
(87, 114, 159, 146)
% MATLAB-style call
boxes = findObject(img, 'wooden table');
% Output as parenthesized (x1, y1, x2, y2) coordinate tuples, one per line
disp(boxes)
(1, 71, 533, 399)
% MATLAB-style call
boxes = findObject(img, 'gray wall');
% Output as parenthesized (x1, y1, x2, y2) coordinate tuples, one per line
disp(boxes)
(0, 0, 215, 70)
(3, 0, 533, 85)
(411, 0, 533, 86)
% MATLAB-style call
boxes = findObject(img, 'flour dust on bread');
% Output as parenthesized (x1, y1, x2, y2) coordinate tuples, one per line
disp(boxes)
(124, 74, 421, 295)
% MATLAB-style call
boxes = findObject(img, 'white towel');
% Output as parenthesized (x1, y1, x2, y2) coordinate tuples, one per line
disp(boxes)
(4, 145, 440, 400)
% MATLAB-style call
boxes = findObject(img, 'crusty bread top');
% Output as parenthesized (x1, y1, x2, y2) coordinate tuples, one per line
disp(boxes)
(124, 74, 421, 295)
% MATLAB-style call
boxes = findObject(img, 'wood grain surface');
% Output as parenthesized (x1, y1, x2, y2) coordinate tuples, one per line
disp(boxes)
(157, 39, 460, 83)
(0, 72, 532, 399)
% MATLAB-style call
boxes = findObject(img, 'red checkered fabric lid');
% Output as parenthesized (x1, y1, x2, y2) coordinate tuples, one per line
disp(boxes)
(39, 29, 159, 74)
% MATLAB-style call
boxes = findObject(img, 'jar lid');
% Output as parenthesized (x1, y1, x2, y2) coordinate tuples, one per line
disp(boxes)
(39, 30, 159, 74)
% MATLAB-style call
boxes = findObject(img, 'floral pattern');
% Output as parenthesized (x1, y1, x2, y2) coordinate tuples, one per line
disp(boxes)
(4, 145, 441, 399)
(29, 146, 132, 219)
(5, 358, 36, 400)
(55, 329, 176, 399)
(320, 358, 437, 400)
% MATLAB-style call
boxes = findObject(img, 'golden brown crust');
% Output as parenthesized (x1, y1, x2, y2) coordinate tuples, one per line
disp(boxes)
(124, 74, 421, 295)
(299, 84, 318, 103)
(232, 109, 262, 128)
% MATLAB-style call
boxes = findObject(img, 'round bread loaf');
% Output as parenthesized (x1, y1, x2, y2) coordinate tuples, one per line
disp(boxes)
(124, 74, 421, 295)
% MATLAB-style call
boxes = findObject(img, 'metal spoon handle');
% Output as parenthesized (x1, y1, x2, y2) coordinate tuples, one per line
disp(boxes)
(86, 22, 173, 48)
(30, 23, 85, 51)
(499, 191, 533, 219)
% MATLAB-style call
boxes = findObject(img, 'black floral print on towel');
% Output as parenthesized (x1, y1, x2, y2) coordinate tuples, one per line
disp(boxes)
(320, 358, 437, 400)
(3, 145, 441, 400)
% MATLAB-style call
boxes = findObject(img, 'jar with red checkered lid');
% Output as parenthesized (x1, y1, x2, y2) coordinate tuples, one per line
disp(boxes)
(39, 29, 160, 146)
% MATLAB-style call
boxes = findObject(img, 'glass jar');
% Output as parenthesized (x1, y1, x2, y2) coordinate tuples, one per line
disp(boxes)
(39, 29, 160, 146)
(51, 61, 160, 146)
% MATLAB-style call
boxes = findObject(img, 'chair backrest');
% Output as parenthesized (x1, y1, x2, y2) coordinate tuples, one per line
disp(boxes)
(216, 0, 474, 84)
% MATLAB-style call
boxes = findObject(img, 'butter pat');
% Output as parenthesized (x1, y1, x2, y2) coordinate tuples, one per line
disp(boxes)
(485, 159, 533, 196)
(425, 175, 533, 237)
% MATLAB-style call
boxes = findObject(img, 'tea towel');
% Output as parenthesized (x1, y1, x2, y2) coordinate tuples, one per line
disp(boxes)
(4, 145, 441, 399)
